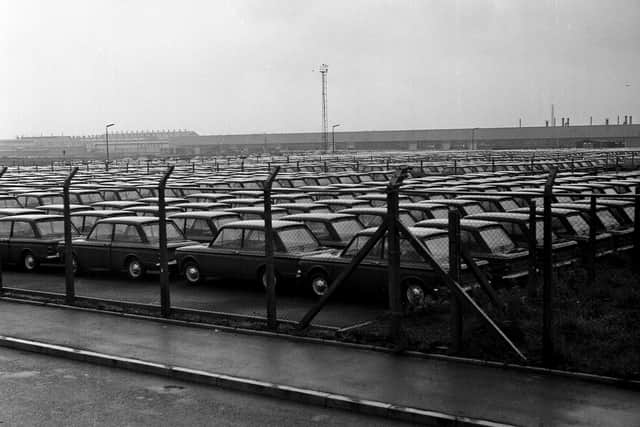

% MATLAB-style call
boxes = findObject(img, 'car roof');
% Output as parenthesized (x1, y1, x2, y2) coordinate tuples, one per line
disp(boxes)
(96, 216, 159, 224)
(466, 212, 531, 221)
(222, 219, 303, 230)
(0, 214, 63, 221)
(281, 213, 356, 221)
(357, 226, 447, 238)
(416, 218, 499, 229)
(169, 211, 240, 219)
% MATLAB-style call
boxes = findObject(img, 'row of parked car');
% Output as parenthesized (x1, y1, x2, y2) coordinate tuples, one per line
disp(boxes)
(0, 157, 635, 310)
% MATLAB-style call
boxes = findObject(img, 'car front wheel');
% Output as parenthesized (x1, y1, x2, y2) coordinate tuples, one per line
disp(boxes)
(22, 252, 38, 272)
(403, 280, 427, 310)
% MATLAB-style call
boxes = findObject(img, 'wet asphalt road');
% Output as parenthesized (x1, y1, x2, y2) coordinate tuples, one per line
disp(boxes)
(0, 346, 410, 427)
(1, 265, 386, 328)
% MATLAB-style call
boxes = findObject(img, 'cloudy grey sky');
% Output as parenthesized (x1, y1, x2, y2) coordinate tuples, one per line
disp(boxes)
(1, 0, 638, 138)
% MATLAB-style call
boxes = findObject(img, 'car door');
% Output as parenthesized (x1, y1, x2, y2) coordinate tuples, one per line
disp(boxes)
(341, 235, 384, 294)
(8, 220, 38, 264)
(110, 223, 146, 271)
(77, 223, 114, 271)
(203, 227, 243, 279)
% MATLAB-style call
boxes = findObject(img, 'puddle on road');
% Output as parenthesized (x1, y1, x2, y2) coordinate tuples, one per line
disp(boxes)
(0, 370, 40, 379)
(147, 384, 187, 394)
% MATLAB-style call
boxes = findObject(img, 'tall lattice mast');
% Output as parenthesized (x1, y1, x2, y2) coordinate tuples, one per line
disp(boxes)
(320, 64, 329, 152)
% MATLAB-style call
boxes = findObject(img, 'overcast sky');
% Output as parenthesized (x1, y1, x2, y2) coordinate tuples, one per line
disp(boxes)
(1, 0, 638, 138)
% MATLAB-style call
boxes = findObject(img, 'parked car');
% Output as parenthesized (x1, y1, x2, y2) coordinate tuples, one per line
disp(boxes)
(553, 202, 633, 252)
(0, 195, 23, 208)
(91, 200, 146, 210)
(15, 191, 63, 208)
(169, 211, 241, 243)
(177, 220, 334, 286)
(70, 209, 132, 234)
(512, 207, 615, 258)
(455, 195, 520, 213)
(226, 206, 287, 221)
(276, 203, 331, 215)
(416, 218, 530, 283)
(0, 208, 42, 218)
(338, 207, 416, 228)
(298, 226, 485, 307)
(36, 204, 94, 215)
(69, 216, 196, 279)
(280, 213, 364, 248)
(0, 214, 80, 271)
(466, 211, 579, 268)
(172, 202, 231, 212)
(124, 205, 184, 217)
(399, 202, 449, 221)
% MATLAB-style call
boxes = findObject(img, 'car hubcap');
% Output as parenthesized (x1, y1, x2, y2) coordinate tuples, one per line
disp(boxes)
(24, 255, 35, 270)
(129, 261, 142, 278)
(311, 277, 328, 296)
(186, 265, 200, 282)
(406, 284, 425, 308)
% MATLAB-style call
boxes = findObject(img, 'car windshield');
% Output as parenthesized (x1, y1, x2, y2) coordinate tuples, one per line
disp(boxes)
(37, 220, 79, 238)
(277, 226, 320, 252)
(479, 227, 516, 253)
(142, 222, 185, 243)
(331, 219, 363, 241)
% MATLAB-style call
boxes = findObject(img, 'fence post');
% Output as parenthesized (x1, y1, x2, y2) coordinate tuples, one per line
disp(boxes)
(453, 159, 458, 175)
(527, 200, 538, 298)
(543, 167, 557, 367)
(587, 195, 597, 284)
(0, 167, 7, 290)
(386, 176, 403, 347)
(633, 185, 640, 273)
(158, 165, 175, 318)
(448, 208, 463, 354)
(63, 167, 79, 305)
(491, 157, 495, 173)
(264, 166, 281, 330)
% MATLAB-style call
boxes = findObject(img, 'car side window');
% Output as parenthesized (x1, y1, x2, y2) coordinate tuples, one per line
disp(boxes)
(70, 216, 85, 232)
(12, 221, 35, 238)
(243, 229, 265, 250)
(211, 228, 242, 249)
(88, 223, 114, 241)
(0, 221, 11, 237)
(113, 223, 142, 243)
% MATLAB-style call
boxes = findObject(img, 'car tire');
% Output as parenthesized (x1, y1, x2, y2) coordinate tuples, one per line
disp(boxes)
(260, 269, 278, 289)
(22, 252, 38, 272)
(183, 261, 202, 285)
(125, 257, 144, 280)
(309, 272, 330, 297)
(403, 280, 427, 310)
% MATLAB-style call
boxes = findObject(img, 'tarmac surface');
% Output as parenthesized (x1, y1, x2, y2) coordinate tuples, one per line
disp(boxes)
(0, 299, 638, 426)
(0, 346, 403, 427)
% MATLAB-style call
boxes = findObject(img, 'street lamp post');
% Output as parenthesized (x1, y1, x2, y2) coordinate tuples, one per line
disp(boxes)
(105, 123, 115, 169)
(332, 124, 341, 154)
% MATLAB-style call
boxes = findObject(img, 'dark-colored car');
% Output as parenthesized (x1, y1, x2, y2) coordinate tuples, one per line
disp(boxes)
(466, 211, 579, 268)
(70, 209, 132, 234)
(70, 216, 196, 279)
(298, 226, 480, 308)
(280, 213, 364, 248)
(338, 207, 416, 228)
(0, 214, 80, 271)
(16, 191, 63, 208)
(177, 220, 333, 286)
(416, 218, 530, 283)
(169, 211, 241, 243)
